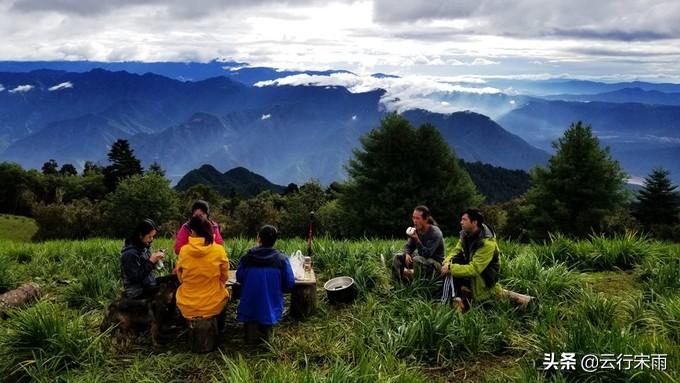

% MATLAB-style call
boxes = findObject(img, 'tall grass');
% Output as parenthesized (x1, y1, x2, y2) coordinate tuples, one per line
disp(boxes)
(531, 232, 660, 272)
(0, 301, 105, 381)
(0, 236, 677, 382)
(64, 264, 121, 309)
(501, 250, 582, 301)
(639, 253, 680, 296)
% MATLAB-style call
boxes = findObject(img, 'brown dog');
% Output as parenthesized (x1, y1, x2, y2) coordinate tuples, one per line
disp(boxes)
(100, 275, 179, 348)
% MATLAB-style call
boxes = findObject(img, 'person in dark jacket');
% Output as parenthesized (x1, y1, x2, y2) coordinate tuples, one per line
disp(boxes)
(120, 219, 166, 299)
(236, 225, 295, 344)
(392, 205, 445, 283)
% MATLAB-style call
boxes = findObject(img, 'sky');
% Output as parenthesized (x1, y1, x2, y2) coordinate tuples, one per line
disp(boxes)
(1, 0, 680, 82)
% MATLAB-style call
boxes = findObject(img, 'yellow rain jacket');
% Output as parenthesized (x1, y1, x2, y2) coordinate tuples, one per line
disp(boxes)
(176, 236, 229, 318)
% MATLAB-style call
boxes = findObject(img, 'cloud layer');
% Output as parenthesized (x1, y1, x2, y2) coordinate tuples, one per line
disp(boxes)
(1, 0, 679, 80)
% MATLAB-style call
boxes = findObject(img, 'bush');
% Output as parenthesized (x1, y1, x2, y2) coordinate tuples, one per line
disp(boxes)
(103, 173, 180, 237)
(33, 199, 104, 240)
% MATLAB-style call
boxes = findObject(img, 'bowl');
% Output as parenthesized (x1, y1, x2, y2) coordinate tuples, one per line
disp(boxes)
(323, 276, 358, 305)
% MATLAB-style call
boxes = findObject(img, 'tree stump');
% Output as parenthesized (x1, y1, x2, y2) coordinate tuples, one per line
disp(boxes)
(189, 316, 218, 353)
(290, 283, 317, 319)
(0, 282, 41, 317)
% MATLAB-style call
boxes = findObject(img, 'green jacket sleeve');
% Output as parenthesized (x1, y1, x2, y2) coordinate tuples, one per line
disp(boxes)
(450, 239, 496, 278)
(444, 238, 463, 264)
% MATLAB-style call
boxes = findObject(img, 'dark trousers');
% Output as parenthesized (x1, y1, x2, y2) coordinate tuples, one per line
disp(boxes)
(244, 322, 273, 344)
(392, 253, 442, 282)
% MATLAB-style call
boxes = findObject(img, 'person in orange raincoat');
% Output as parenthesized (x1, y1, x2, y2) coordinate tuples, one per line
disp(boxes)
(176, 215, 229, 326)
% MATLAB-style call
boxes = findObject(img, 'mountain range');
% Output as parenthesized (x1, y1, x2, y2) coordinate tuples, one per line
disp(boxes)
(1, 61, 680, 183)
(0, 68, 547, 184)
(175, 165, 286, 197)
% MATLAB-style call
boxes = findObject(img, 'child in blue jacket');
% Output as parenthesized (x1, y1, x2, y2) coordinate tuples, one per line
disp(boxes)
(236, 225, 295, 343)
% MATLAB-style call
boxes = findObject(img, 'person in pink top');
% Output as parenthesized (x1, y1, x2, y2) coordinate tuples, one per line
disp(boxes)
(174, 200, 224, 255)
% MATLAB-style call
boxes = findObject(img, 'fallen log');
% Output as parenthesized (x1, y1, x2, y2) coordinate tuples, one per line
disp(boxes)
(0, 282, 41, 317)
(500, 288, 534, 308)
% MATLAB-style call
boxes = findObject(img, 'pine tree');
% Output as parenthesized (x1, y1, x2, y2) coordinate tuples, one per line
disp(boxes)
(340, 113, 481, 236)
(525, 121, 627, 238)
(41, 159, 59, 175)
(103, 139, 143, 191)
(147, 162, 166, 177)
(58, 164, 77, 177)
(633, 168, 680, 229)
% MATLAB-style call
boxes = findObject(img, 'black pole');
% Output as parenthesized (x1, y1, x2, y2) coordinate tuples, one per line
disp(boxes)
(307, 211, 315, 257)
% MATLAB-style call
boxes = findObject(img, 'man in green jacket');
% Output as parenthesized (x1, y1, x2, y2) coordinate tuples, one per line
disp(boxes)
(441, 209, 501, 310)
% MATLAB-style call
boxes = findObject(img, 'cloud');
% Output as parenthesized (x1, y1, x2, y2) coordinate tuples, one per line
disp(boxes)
(1, 0, 680, 81)
(261, 113, 271, 120)
(48, 81, 74, 91)
(9, 0, 335, 17)
(255, 72, 507, 116)
(0, 84, 4, 92)
(9, 84, 34, 93)
(471, 58, 498, 65)
(372, 0, 680, 42)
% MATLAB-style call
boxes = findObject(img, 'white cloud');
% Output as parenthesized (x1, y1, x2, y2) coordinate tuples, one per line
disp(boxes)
(351, 115, 357, 120)
(255, 72, 506, 116)
(470, 58, 499, 65)
(0, 1, 680, 81)
(9, 84, 34, 93)
(261, 113, 271, 120)
(0, 84, 4, 92)
(48, 81, 74, 91)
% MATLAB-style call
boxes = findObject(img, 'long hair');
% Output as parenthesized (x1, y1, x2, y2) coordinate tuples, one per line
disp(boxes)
(415, 205, 437, 226)
(126, 218, 157, 248)
(189, 215, 214, 245)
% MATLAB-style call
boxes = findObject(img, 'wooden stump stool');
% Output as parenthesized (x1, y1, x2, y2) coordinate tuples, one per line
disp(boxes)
(189, 316, 218, 353)
(290, 271, 317, 319)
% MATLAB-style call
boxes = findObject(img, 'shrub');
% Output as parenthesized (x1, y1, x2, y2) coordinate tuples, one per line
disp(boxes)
(32, 199, 104, 240)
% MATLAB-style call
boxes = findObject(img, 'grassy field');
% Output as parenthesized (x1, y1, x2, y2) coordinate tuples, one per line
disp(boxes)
(0, 214, 37, 242)
(0, 234, 678, 382)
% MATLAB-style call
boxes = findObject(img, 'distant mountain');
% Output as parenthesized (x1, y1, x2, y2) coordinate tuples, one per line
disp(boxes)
(544, 88, 680, 105)
(486, 79, 680, 96)
(175, 164, 286, 197)
(403, 109, 549, 170)
(497, 99, 680, 182)
(0, 60, 351, 85)
(0, 69, 568, 184)
(498, 99, 680, 148)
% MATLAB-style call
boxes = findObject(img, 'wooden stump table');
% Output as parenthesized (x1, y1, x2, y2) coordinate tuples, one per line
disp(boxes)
(226, 269, 317, 319)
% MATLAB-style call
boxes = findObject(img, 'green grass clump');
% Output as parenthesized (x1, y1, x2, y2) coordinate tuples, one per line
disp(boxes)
(501, 251, 582, 301)
(588, 232, 658, 270)
(64, 264, 121, 309)
(0, 300, 105, 381)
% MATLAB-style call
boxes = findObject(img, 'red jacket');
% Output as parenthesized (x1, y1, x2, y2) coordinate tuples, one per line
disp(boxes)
(174, 220, 224, 255)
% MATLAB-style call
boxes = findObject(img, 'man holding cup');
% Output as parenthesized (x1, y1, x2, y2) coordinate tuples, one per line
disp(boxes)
(391, 205, 445, 283)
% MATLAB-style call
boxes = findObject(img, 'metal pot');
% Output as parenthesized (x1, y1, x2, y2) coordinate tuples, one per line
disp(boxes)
(324, 276, 358, 305)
